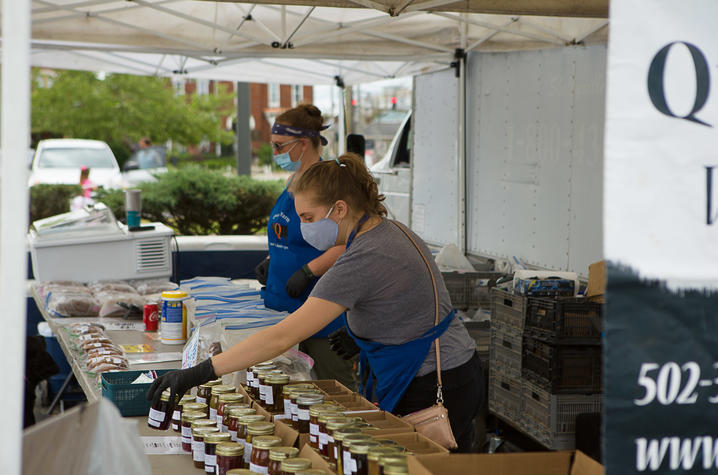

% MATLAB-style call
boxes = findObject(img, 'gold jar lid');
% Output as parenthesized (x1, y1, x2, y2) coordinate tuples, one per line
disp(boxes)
(266, 374, 290, 384)
(199, 379, 223, 389)
(379, 454, 408, 466)
(223, 403, 250, 414)
(218, 393, 244, 403)
(192, 427, 220, 438)
(280, 457, 313, 471)
(342, 434, 374, 447)
(332, 428, 363, 441)
(283, 383, 315, 395)
(159, 389, 173, 402)
(247, 421, 275, 436)
(181, 411, 205, 423)
(377, 439, 399, 446)
(251, 435, 282, 449)
(191, 418, 218, 429)
(216, 442, 244, 457)
(309, 404, 342, 418)
(183, 402, 208, 413)
(269, 446, 300, 461)
(229, 408, 257, 418)
(325, 419, 353, 430)
(179, 394, 196, 405)
(204, 433, 232, 445)
(285, 386, 318, 397)
(318, 414, 347, 425)
(238, 414, 266, 426)
(367, 446, 403, 462)
(349, 441, 381, 455)
(296, 394, 324, 406)
(383, 463, 408, 474)
(211, 385, 236, 395)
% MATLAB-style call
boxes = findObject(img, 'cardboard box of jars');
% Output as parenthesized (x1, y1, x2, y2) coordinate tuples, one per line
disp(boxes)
(407, 451, 604, 475)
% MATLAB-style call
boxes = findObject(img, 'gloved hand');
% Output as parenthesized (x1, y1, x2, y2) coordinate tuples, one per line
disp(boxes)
(328, 327, 360, 360)
(146, 358, 217, 407)
(255, 258, 270, 285)
(285, 264, 314, 298)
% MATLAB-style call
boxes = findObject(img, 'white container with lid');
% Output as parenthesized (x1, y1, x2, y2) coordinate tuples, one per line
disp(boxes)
(161, 290, 190, 345)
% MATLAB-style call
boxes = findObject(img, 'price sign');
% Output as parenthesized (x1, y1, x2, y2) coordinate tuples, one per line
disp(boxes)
(604, 1, 718, 473)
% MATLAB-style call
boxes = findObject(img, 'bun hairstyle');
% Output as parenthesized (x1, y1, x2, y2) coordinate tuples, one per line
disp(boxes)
(275, 103, 324, 148)
(294, 153, 387, 217)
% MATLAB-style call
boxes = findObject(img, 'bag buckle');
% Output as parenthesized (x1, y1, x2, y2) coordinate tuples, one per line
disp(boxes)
(436, 384, 444, 404)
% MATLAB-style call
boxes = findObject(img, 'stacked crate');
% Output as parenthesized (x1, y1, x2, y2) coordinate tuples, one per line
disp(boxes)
(521, 297, 603, 449)
(488, 289, 527, 428)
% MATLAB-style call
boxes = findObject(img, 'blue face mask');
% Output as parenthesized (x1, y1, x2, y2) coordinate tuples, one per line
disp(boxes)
(272, 142, 302, 171)
(301, 205, 339, 251)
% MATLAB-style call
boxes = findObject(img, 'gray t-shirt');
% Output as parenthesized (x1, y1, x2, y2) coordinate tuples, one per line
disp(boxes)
(311, 219, 476, 376)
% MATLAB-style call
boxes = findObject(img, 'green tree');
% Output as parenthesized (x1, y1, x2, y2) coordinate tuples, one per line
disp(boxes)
(31, 70, 235, 162)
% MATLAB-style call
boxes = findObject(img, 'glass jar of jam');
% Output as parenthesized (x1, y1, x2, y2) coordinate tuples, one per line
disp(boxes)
(216, 441, 244, 475)
(198, 379, 223, 404)
(147, 388, 177, 430)
(382, 462, 408, 475)
(184, 401, 210, 419)
(193, 427, 220, 470)
(309, 406, 343, 450)
(249, 435, 282, 473)
(288, 388, 320, 429)
(256, 369, 282, 408)
(204, 432, 232, 474)
(267, 447, 299, 475)
(378, 455, 408, 475)
(218, 393, 246, 429)
(367, 447, 402, 475)
(321, 418, 352, 459)
(279, 458, 313, 474)
(237, 415, 267, 466)
(180, 411, 206, 452)
(248, 362, 276, 399)
(348, 441, 381, 475)
(329, 427, 362, 466)
(338, 434, 373, 475)
(210, 385, 237, 422)
(282, 384, 315, 420)
(172, 394, 197, 432)
(295, 394, 325, 434)
(227, 408, 257, 442)
(265, 373, 290, 413)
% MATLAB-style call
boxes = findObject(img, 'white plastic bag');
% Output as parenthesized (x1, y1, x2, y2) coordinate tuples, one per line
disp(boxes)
(434, 243, 475, 271)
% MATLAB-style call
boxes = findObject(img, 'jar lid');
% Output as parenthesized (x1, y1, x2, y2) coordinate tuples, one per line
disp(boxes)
(216, 441, 244, 457)
(280, 457, 313, 471)
(181, 411, 205, 422)
(218, 393, 245, 403)
(283, 383, 316, 395)
(368, 446, 403, 461)
(159, 389, 173, 402)
(192, 427, 220, 438)
(229, 408, 257, 418)
(377, 439, 400, 446)
(332, 428, 362, 440)
(383, 462, 408, 474)
(191, 418, 218, 429)
(341, 434, 373, 447)
(318, 413, 347, 424)
(309, 404, 342, 417)
(251, 435, 282, 449)
(161, 290, 188, 299)
(183, 402, 208, 413)
(379, 454, 408, 465)
(238, 414, 266, 425)
(296, 394, 325, 405)
(247, 421, 275, 435)
(266, 374, 290, 384)
(204, 432, 232, 444)
(325, 418, 352, 430)
(211, 385, 236, 395)
(349, 441, 381, 455)
(269, 446, 300, 461)
(179, 394, 196, 405)
(199, 380, 222, 389)
(252, 362, 276, 371)
(223, 404, 250, 414)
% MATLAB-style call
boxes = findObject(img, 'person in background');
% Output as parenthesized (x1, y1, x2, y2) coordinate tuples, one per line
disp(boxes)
(71, 166, 96, 210)
(254, 103, 355, 389)
(148, 153, 483, 452)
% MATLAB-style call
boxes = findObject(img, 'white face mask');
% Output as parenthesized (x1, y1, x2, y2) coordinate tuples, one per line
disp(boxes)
(300, 205, 339, 250)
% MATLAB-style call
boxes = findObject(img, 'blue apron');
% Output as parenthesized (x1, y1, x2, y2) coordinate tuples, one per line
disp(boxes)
(261, 185, 344, 337)
(344, 216, 455, 411)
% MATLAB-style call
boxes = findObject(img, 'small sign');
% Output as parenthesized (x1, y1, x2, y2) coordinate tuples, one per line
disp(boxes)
(120, 344, 154, 353)
(141, 436, 183, 455)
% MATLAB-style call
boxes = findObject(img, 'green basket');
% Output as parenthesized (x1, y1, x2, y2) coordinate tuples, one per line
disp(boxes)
(101, 370, 171, 417)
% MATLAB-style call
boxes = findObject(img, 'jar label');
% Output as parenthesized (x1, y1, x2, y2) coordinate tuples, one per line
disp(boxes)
(221, 424, 228, 432)
(283, 399, 291, 419)
(204, 454, 216, 473)
(298, 408, 310, 420)
(251, 380, 259, 388)
(171, 423, 179, 431)
(265, 388, 274, 405)
(148, 407, 166, 422)
(197, 396, 207, 404)
(182, 425, 192, 438)
(310, 434, 317, 443)
(249, 463, 269, 474)
(182, 434, 191, 444)
(192, 441, 204, 462)
(310, 423, 319, 436)
(343, 450, 352, 475)
(147, 417, 161, 428)
(243, 443, 252, 464)
(209, 408, 218, 420)
(172, 409, 181, 420)
(350, 457, 358, 473)
(216, 414, 223, 426)
(334, 446, 338, 459)
(229, 429, 237, 442)
(319, 432, 329, 447)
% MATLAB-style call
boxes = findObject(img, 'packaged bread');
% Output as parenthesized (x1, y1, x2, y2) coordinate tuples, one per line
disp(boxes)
(46, 292, 100, 318)
(86, 355, 128, 373)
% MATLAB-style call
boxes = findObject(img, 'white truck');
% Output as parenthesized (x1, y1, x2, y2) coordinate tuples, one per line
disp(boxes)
(370, 44, 606, 277)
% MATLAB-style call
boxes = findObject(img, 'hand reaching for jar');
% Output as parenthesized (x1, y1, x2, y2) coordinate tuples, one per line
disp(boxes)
(146, 358, 218, 407)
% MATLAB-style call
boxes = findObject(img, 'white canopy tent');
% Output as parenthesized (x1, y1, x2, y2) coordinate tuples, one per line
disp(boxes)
(2, 1, 609, 474)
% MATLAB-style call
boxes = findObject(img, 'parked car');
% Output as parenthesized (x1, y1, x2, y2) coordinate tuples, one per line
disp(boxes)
(121, 145, 168, 186)
(28, 139, 124, 189)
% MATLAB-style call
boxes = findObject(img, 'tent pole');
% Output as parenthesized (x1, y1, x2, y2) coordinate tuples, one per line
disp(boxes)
(1, 0, 30, 473)
(456, 50, 467, 255)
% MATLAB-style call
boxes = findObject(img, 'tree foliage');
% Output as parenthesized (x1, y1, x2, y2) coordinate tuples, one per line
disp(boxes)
(31, 70, 235, 156)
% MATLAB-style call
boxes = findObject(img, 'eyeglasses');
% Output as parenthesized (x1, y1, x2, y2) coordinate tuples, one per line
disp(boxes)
(271, 138, 301, 152)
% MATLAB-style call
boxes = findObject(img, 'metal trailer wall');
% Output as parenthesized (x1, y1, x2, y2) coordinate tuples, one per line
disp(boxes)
(411, 45, 605, 275)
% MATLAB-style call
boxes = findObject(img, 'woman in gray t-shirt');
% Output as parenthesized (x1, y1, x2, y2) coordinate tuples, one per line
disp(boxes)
(148, 153, 484, 452)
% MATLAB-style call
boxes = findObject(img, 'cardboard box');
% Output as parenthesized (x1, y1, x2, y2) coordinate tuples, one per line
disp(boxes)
(407, 451, 603, 475)
(250, 403, 300, 447)
(586, 260, 606, 299)
(295, 379, 354, 396)
(299, 444, 338, 474)
(374, 432, 449, 454)
(328, 393, 378, 411)
(348, 410, 415, 436)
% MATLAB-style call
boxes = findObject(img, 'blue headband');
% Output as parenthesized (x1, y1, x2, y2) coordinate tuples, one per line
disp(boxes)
(272, 122, 329, 146)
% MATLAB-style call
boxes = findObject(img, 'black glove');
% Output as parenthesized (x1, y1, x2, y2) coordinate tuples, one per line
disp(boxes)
(146, 358, 217, 408)
(285, 264, 314, 298)
(328, 327, 360, 360)
(255, 258, 269, 285)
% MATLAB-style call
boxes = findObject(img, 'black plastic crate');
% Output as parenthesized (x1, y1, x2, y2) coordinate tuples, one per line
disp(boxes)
(522, 336, 602, 394)
(490, 288, 527, 332)
(442, 271, 505, 310)
(525, 297, 602, 344)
